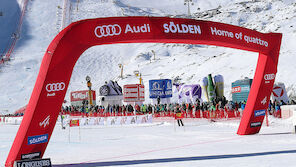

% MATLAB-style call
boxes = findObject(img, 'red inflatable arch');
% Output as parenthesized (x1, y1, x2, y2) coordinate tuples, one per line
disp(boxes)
(6, 16, 282, 166)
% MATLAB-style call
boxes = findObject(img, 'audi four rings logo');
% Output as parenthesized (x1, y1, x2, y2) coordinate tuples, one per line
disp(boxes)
(264, 73, 275, 81)
(94, 24, 121, 38)
(46, 82, 65, 92)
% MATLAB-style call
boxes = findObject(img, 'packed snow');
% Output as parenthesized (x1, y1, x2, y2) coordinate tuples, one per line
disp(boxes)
(1, 117, 296, 166)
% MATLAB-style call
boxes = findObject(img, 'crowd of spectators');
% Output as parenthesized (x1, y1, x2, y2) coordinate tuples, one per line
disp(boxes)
(2, 98, 296, 118)
(59, 97, 296, 119)
(60, 97, 248, 119)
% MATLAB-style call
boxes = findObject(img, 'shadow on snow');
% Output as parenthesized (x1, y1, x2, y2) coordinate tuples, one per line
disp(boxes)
(54, 149, 296, 167)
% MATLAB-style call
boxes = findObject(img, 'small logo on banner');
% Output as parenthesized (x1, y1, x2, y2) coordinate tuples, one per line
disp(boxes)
(46, 82, 65, 92)
(231, 86, 241, 93)
(272, 86, 285, 97)
(250, 122, 262, 127)
(28, 134, 48, 145)
(254, 109, 266, 117)
(15, 158, 51, 167)
(167, 81, 172, 89)
(21, 152, 41, 160)
(264, 73, 275, 84)
(261, 96, 267, 105)
(152, 82, 162, 90)
(39, 116, 50, 128)
(94, 24, 122, 38)
(46, 82, 65, 97)
(94, 24, 151, 38)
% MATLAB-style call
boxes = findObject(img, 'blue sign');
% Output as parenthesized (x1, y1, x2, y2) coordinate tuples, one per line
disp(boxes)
(164, 79, 172, 97)
(149, 79, 172, 98)
(254, 109, 266, 117)
(28, 134, 48, 145)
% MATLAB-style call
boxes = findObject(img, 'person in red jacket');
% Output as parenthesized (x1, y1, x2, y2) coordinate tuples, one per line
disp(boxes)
(135, 104, 140, 114)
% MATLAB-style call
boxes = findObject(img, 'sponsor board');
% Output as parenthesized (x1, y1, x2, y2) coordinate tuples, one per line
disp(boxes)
(254, 109, 266, 117)
(149, 79, 172, 98)
(70, 90, 96, 106)
(71, 90, 96, 101)
(21, 152, 41, 160)
(72, 91, 87, 100)
(14, 158, 51, 167)
(250, 122, 262, 127)
(123, 84, 145, 102)
(28, 134, 48, 145)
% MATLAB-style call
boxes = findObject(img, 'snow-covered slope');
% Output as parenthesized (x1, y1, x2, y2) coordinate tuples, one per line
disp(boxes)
(1, 0, 296, 114)
(0, 0, 21, 55)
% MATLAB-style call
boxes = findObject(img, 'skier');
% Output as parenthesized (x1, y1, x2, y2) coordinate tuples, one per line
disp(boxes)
(175, 104, 184, 126)
(60, 114, 65, 129)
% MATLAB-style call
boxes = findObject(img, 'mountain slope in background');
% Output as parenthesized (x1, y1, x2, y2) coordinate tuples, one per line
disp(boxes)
(0, 0, 296, 114)
(0, 0, 21, 55)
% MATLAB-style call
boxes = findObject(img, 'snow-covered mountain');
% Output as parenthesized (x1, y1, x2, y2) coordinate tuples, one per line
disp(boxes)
(1, 0, 296, 114)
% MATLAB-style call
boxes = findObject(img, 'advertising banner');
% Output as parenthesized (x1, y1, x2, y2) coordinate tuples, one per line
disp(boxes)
(164, 79, 173, 98)
(207, 74, 216, 102)
(149, 79, 172, 98)
(271, 82, 289, 103)
(149, 80, 164, 98)
(231, 78, 252, 103)
(214, 74, 224, 98)
(14, 158, 51, 167)
(70, 90, 96, 106)
(123, 84, 145, 102)
(67, 114, 152, 126)
(202, 77, 209, 102)
(177, 84, 202, 103)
